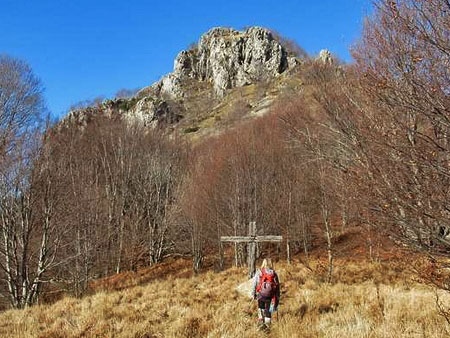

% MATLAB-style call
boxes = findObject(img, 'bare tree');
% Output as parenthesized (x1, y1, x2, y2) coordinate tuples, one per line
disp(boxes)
(349, 0, 450, 251)
(280, 0, 450, 272)
(46, 126, 107, 296)
(0, 56, 53, 308)
(0, 55, 44, 155)
(0, 129, 67, 309)
(179, 112, 316, 271)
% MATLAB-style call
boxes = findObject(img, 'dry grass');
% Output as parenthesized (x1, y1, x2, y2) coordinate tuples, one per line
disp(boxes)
(0, 257, 449, 338)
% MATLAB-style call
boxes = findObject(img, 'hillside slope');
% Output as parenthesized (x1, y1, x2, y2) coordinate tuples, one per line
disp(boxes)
(0, 258, 448, 337)
(61, 26, 305, 138)
(0, 228, 449, 338)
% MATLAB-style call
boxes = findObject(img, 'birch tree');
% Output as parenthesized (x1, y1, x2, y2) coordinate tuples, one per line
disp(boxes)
(0, 56, 51, 308)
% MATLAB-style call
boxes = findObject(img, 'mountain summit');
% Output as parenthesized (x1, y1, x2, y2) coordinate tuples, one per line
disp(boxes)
(150, 26, 299, 98)
(64, 26, 304, 133)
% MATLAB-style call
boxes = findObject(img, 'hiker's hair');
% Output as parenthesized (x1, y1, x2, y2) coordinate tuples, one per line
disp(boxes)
(261, 258, 273, 270)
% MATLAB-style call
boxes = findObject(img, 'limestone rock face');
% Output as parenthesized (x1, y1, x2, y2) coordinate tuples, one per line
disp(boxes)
(156, 26, 292, 98)
(126, 97, 182, 127)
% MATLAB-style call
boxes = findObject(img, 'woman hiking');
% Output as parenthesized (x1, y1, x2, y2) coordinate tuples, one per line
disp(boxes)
(252, 258, 280, 329)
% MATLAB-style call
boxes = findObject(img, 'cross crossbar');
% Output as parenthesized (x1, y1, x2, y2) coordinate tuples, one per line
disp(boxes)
(220, 222, 282, 278)
(220, 235, 282, 243)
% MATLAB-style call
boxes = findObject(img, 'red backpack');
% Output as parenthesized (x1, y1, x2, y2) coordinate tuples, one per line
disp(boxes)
(256, 268, 278, 298)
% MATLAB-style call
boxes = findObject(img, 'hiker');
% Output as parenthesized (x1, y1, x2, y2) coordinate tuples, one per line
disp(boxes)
(252, 258, 280, 327)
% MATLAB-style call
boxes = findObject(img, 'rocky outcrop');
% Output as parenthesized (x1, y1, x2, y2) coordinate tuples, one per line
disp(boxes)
(153, 26, 298, 98)
(126, 96, 182, 127)
(61, 96, 183, 130)
(317, 49, 333, 64)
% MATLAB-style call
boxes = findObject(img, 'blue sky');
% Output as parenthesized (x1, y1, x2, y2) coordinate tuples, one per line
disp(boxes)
(1, 0, 372, 119)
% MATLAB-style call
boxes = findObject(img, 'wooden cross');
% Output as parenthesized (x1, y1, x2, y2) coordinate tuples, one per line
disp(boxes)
(221, 221, 282, 278)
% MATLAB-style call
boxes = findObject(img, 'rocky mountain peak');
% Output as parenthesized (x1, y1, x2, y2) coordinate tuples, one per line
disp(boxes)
(152, 26, 298, 98)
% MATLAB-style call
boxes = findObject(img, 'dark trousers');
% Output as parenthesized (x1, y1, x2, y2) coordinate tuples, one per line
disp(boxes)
(258, 298, 271, 318)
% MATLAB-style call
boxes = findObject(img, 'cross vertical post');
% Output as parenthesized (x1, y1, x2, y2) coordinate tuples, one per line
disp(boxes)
(247, 221, 257, 278)
(220, 222, 282, 279)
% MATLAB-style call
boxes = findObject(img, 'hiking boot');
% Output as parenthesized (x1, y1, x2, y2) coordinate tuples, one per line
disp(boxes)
(258, 323, 270, 333)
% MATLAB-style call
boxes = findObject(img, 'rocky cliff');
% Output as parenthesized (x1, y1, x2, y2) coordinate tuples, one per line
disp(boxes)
(151, 26, 298, 98)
